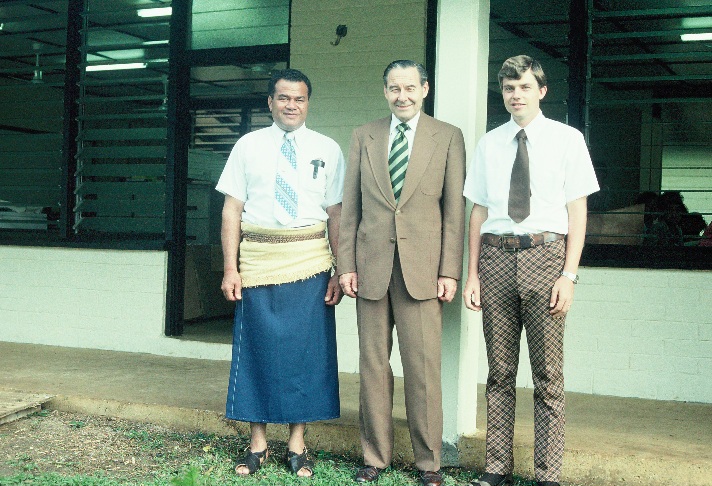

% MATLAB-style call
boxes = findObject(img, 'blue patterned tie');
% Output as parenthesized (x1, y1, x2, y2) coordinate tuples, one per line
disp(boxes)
(388, 123, 410, 203)
(275, 132, 298, 224)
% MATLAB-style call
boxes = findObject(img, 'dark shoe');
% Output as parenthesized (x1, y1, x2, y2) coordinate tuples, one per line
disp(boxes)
(537, 482, 560, 486)
(472, 472, 513, 486)
(286, 447, 314, 477)
(420, 469, 443, 486)
(355, 465, 381, 482)
(234, 447, 268, 476)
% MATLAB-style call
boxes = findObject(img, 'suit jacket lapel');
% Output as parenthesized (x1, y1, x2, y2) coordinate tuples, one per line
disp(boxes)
(398, 114, 436, 207)
(365, 117, 397, 207)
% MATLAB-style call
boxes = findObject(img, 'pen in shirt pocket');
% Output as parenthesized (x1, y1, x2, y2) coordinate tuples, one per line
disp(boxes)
(310, 159, 325, 179)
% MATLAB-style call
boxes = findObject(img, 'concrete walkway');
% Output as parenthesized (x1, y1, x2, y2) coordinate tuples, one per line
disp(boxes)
(1, 341, 710, 485)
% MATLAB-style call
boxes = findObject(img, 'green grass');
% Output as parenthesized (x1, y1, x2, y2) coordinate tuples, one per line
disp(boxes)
(1, 414, 545, 486)
(1, 447, 541, 486)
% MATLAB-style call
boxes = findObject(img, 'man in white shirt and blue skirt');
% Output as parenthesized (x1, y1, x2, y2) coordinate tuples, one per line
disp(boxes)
(216, 68, 345, 479)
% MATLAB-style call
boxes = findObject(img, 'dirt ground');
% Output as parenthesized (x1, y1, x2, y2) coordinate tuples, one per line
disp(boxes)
(0, 409, 235, 480)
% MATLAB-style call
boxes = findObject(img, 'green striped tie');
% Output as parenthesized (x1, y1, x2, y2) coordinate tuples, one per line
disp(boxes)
(388, 123, 410, 202)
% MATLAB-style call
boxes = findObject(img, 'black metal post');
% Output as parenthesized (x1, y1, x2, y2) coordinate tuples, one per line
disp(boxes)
(59, 0, 83, 239)
(567, 0, 588, 132)
(424, 0, 438, 117)
(164, 0, 191, 336)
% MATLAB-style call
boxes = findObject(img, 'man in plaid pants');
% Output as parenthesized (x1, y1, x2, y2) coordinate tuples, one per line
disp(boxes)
(462, 55, 599, 486)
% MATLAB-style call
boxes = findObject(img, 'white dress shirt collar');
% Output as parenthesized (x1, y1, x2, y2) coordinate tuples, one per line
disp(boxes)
(505, 110, 545, 145)
(270, 122, 308, 148)
(390, 111, 421, 134)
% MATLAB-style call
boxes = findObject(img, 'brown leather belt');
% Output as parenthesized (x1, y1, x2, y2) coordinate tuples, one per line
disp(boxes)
(481, 232, 565, 252)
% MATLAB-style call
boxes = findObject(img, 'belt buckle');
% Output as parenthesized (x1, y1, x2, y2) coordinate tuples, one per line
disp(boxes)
(499, 234, 519, 252)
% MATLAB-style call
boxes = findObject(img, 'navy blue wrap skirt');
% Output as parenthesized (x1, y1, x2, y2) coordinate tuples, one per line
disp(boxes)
(225, 271, 340, 423)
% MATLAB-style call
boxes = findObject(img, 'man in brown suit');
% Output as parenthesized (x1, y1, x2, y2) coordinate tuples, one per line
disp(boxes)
(338, 60, 466, 486)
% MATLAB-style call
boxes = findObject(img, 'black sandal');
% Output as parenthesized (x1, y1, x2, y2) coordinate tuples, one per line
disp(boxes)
(234, 448, 268, 476)
(286, 447, 314, 477)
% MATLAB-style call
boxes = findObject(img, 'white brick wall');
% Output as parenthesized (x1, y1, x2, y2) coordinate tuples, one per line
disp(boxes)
(0, 246, 230, 360)
(474, 267, 712, 403)
(337, 267, 712, 404)
(1, 246, 709, 403)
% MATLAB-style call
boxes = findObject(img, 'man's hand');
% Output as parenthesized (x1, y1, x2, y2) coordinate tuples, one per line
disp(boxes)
(437, 277, 457, 303)
(339, 272, 358, 298)
(221, 269, 243, 301)
(325, 274, 344, 306)
(462, 274, 482, 311)
(549, 275, 574, 317)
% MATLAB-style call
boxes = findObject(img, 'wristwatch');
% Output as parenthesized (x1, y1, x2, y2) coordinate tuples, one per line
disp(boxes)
(561, 271, 579, 284)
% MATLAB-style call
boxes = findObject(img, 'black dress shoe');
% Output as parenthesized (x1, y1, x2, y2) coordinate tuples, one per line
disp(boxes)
(355, 465, 381, 482)
(537, 482, 560, 486)
(420, 470, 443, 486)
(472, 472, 513, 486)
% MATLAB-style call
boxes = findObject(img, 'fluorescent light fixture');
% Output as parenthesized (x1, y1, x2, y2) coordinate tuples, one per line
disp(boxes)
(86, 62, 147, 72)
(137, 7, 172, 17)
(680, 32, 712, 41)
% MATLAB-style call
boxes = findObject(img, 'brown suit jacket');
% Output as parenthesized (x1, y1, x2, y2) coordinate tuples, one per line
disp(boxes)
(338, 113, 466, 300)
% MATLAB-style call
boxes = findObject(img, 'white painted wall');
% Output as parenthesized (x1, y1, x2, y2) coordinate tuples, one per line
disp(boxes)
(0, 246, 230, 361)
(1, 244, 710, 404)
(474, 267, 712, 403)
(339, 265, 712, 404)
(290, 0, 428, 151)
(434, 0, 490, 440)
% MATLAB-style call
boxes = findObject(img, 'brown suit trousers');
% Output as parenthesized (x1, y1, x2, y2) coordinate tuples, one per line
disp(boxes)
(356, 249, 443, 471)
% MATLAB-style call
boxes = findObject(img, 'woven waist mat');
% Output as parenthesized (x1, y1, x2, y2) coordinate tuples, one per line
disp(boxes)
(239, 221, 333, 288)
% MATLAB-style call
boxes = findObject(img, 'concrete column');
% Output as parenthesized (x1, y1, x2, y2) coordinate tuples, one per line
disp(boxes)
(433, 0, 490, 457)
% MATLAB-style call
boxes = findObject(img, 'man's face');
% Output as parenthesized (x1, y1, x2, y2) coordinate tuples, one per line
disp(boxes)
(501, 68, 547, 127)
(268, 79, 309, 132)
(384, 66, 429, 123)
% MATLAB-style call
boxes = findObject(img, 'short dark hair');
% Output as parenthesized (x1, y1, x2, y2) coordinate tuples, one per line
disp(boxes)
(268, 68, 312, 99)
(498, 55, 547, 90)
(383, 60, 428, 86)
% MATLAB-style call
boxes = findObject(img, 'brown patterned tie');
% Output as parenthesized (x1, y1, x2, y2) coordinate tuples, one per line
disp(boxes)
(508, 129, 530, 223)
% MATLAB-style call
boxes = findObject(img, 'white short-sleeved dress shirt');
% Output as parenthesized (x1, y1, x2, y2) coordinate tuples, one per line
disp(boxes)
(387, 111, 420, 159)
(463, 111, 599, 235)
(216, 123, 345, 228)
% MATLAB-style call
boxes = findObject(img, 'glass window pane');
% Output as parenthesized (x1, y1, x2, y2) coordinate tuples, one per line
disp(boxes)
(590, 1, 712, 246)
(487, 1, 570, 130)
(190, 0, 289, 49)
(0, 1, 68, 233)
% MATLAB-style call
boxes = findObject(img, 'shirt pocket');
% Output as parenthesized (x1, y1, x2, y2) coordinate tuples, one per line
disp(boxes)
(299, 157, 328, 194)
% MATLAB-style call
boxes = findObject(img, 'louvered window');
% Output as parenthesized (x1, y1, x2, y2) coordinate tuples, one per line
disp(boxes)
(0, 0, 67, 233)
(74, 1, 170, 237)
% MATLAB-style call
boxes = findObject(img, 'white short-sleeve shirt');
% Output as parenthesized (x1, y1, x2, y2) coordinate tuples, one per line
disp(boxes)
(216, 123, 345, 228)
(464, 112, 599, 235)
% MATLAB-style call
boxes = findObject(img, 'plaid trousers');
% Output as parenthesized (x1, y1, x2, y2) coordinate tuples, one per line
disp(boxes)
(479, 239, 567, 482)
